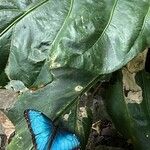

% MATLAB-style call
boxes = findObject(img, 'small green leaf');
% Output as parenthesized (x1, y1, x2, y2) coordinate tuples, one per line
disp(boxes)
(5, 80, 28, 93)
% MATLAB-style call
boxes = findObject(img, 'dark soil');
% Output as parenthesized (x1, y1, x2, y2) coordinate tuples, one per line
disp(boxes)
(84, 83, 134, 150)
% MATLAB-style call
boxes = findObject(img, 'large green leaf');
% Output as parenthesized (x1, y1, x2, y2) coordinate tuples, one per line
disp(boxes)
(0, 0, 149, 86)
(104, 70, 150, 150)
(6, 68, 99, 149)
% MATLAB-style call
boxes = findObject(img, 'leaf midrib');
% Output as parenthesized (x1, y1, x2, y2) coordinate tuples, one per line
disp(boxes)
(50, 0, 74, 48)
(0, 0, 49, 37)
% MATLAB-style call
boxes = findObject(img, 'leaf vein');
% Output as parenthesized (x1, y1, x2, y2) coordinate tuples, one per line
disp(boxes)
(85, 0, 119, 51)
(50, 0, 74, 48)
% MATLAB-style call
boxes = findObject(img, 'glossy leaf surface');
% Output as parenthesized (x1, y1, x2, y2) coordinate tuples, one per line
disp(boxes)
(0, 0, 150, 86)
(7, 68, 97, 149)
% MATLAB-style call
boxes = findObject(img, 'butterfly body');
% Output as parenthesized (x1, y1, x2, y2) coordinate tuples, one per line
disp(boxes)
(24, 109, 80, 150)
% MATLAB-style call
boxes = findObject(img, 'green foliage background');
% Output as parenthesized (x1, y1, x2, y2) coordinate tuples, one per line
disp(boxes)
(0, 0, 150, 149)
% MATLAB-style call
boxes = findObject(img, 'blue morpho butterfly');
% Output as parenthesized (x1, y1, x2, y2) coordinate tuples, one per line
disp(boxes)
(24, 109, 80, 150)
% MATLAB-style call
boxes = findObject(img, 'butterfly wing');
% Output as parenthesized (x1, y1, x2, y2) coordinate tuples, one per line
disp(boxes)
(24, 109, 54, 150)
(51, 129, 80, 150)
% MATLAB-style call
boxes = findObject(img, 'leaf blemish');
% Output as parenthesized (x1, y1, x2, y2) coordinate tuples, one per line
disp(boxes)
(50, 63, 61, 68)
(79, 107, 88, 118)
(122, 49, 148, 104)
(75, 85, 83, 92)
(63, 111, 71, 121)
(49, 55, 61, 68)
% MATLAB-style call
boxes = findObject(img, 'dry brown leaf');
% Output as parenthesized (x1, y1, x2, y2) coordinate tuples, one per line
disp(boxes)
(0, 111, 15, 142)
(0, 89, 17, 110)
(122, 49, 148, 104)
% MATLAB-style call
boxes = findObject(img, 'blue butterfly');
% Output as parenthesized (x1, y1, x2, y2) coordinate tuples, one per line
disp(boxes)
(24, 109, 80, 150)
